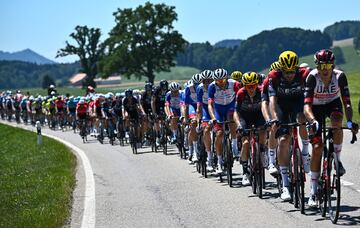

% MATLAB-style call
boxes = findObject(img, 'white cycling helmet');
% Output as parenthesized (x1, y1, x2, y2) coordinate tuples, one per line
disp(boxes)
(191, 73, 202, 84)
(201, 70, 214, 80)
(213, 68, 228, 80)
(169, 82, 180, 91)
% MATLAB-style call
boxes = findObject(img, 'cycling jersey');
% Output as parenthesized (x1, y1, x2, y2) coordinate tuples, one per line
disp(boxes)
(236, 87, 265, 133)
(113, 99, 123, 117)
(123, 96, 139, 120)
(153, 86, 167, 115)
(55, 99, 65, 110)
(76, 103, 88, 114)
(208, 79, 240, 124)
(101, 101, 113, 118)
(196, 83, 211, 121)
(141, 91, 153, 114)
(165, 91, 181, 116)
(304, 68, 350, 106)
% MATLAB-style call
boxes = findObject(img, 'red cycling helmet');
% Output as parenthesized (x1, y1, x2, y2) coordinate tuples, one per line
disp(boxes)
(314, 49, 335, 65)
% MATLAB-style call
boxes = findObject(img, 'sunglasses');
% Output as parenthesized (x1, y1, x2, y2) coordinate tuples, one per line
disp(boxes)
(215, 79, 226, 84)
(317, 63, 333, 70)
(245, 84, 257, 90)
(283, 70, 296, 75)
(203, 79, 213, 84)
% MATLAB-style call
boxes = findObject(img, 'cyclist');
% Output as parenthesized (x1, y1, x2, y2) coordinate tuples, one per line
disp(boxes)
(234, 72, 265, 186)
(152, 80, 169, 146)
(304, 49, 359, 207)
(76, 99, 89, 129)
(268, 50, 310, 201)
(208, 68, 240, 174)
(270, 61, 282, 72)
(196, 70, 214, 170)
(48, 84, 57, 96)
(165, 82, 182, 144)
(183, 74, 202, 163)
(123, 89, 144, 144)
(230, 71, 243, 85)
(67, 96, 77, 129)
(141, 83, 154, 142)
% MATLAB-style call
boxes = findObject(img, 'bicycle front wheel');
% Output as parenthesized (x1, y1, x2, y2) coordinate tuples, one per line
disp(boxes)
(328, 153, 341, 224)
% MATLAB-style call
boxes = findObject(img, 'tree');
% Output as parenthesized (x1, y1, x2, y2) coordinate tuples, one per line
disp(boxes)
(56, 25, 103, 88)
(100, 2, 186, 84)
(354, 32, 360, 54)
(42, 74, 55, 89)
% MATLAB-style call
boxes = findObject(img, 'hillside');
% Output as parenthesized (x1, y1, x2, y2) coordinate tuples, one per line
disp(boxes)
(299, 41, 360, 73)
(0, 49, 56, 64)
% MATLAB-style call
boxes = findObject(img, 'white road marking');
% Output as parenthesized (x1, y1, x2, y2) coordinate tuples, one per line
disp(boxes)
(0, 121, 96, 228)
(341, 180, 354, 186)
(44, 133, 96, 228)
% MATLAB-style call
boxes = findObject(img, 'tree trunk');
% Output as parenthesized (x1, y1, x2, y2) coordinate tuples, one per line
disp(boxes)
(82, 75, 97, 88)
(147, 72, 155, 84)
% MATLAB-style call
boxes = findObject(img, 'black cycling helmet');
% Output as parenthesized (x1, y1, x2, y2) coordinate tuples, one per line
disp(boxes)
(145, 82, 153, 91)
(125, 89, 133, 97)
(159, 80, 168, 90)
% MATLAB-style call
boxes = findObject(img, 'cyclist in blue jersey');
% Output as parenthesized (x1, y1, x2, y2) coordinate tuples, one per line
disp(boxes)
(196, 70, 214, 171)
(165, 82, 182, 144)
(183, 74, 202, 163)
(208, 68, 241, 174)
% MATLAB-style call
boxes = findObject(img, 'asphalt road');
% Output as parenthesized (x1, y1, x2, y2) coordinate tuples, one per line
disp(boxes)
(3, 121, 360, 227)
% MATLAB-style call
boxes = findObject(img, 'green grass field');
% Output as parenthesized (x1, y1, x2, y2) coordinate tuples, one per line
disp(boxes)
(0, 123, 76, 227)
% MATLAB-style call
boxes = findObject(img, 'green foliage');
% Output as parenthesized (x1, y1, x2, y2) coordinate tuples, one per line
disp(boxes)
(41, 74, 55, 89)
(332, 46, 345, 64)
(0, 60, 80, 89)
(99, 2, 186, 83)
(0, 123, 76, 227)
(57, 25, 103, 88)
(324, 20, 360, 40)
(354, 32, 360, 53)
(177, 28, 331, 72)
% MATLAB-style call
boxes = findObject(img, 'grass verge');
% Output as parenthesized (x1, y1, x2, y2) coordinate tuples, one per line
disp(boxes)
(0, 123, 76, 227)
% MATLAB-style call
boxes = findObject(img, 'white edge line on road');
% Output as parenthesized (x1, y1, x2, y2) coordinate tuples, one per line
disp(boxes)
(0, 121, 95, 228)
(340, 179, 354, 186)
(43, 133, 96, 228)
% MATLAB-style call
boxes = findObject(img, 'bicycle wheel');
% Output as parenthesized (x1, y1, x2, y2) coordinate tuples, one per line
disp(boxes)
(225, 138, 233, 187)
(295, 148, 305, 214)
(255, 142, 262, 198)
(328, 153, 341, 224)
(250, 143, 257, 194)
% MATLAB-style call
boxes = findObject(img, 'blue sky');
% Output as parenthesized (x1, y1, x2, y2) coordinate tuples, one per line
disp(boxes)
(0, 0, 359, 63)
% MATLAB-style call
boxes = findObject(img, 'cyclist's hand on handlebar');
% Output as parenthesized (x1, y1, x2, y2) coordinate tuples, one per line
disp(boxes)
(208, 119, 217, 126)
(271, 119, 280, 131)
(307, 119, 319, 135)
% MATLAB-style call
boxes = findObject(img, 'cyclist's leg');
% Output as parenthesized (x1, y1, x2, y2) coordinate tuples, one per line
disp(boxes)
(227, 109, 238, 158)
(188, 104, 198, 160)
(329, 99, 344, 174)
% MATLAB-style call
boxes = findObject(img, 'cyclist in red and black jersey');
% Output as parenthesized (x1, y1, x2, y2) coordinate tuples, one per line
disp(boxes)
(268, 51, 310, 201)
(304, 49, 359, 207)
(234, 72, 266, 186)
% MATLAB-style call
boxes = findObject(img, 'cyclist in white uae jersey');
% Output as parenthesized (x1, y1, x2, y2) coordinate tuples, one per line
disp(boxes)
(304, 49, 359, 207)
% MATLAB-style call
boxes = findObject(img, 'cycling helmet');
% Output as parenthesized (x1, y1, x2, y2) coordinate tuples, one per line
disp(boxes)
(159, 80, 168, 89)
(314, 49, 335, 65)
(105, 94, 111, 99)
(50, 91, 56, 96)
(299, 63, 309, 68)
(125, 89, 133, 97)
(241, 72, 259, 86)
(145, 82, 153, 91)
(115, 92, 121, 97)
(230, 71, 243, 81)
(49, 84, 55, 89)
(278, 51, 299, 71)
(79, 99, 85, 104)
(270, 61, 282, 71)
(57, 96, 62, 100)
(29, 96, 34, 101)
(69, 96, 74, 101)
(259, 73, 266, 84)
(213, 68, 228, 80)
(169, 82, 180, 91)
(87, 85, 94, 92)
(191, 73, 202, 84)
(201, 70, 214, 80)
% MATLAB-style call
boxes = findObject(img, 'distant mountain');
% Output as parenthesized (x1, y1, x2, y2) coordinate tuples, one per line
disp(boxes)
(0, 49, 56, 64)
(324, 20, 360, 41)
(214, 39, 242, 48)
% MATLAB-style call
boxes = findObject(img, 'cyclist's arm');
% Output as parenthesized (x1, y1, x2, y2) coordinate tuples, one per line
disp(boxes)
(196, 86, 203, 122)
(339, 73, 353, 122)
(261, 78, 271, 121)
(268, 78, 279, 121)
(303, 74, 316, 121)
(151, 95, 157, 115)
(207, 84, 216, 120)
